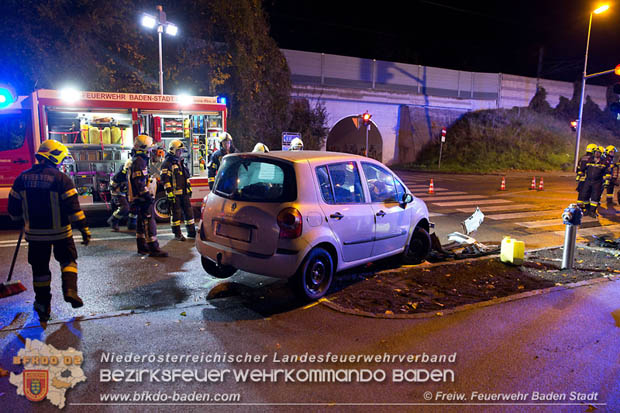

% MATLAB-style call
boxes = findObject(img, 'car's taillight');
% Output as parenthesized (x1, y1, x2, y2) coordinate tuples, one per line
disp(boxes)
(277, 207, 303, 239)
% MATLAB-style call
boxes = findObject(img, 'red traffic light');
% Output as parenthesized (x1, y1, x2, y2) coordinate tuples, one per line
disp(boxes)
(570, 120, 578, 131)
(441, 128, 447, 137)
(361, 112, 372, 126)
(615, 64, 620, 76)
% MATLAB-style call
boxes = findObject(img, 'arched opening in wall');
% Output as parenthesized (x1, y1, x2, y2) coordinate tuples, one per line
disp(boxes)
(326, 116, 383, 161)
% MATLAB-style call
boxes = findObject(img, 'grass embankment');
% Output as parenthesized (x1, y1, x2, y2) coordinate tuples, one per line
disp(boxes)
(402, 107, 620, 173)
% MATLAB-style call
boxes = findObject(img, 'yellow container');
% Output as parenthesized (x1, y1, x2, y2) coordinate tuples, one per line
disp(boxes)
(89, 126, 101, 144)
(81, 124, 90, 143)
(500, 236, 524, 265)
(111, 126, 122, 144)
(102, 127, 111, 144)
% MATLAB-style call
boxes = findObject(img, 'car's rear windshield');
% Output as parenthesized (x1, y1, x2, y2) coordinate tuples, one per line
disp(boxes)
(214, 155, 297, 202)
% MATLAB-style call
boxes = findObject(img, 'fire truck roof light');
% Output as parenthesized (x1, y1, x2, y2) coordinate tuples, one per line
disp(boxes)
(178, 93, 193, 105)
(0, 87, 15, 109)
(60, 88, 81, 103)
(217, 96, 227, 106)
(141, 14, 157, 29)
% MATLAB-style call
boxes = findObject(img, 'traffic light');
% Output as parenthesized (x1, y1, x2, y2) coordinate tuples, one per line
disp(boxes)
(0, 86, 15, 110)
(570, 120, 578, 131)
(362, 112, 371, 126)
(611, 83, 620, 119)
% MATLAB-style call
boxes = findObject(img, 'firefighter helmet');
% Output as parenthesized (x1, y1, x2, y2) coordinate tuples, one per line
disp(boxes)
(252, 142, 269, 153)
(134, 134, 154, 152)
(585, 143, 598, 153)
(35, 139, 70, 165)
(605, 145, 617, 155)
(168, 139, 186, 155)
(218, 132, 233, 143)
(290, 137, 303, 151)
(596, 145, 605, 154)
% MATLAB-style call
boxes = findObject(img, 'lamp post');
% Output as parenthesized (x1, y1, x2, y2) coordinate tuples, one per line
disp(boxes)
(141, 5, 178, 95)
(573, 4, 609, 172)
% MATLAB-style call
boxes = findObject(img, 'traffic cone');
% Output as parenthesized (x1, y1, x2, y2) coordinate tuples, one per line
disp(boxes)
(428, 179, 435, 195)
(538, 177, 544, 191)
(529, 176, 536, 190)
(499, 176, 506, 191)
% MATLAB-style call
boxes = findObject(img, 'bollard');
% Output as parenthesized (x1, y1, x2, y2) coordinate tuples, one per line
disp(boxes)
(561, 204, 582, 270)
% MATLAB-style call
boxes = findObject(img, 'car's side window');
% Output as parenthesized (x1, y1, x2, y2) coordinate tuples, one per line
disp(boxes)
(362, 162, 397, 203)
(326, 161, 365, 204)
(395, 178, 406, 202)
(316, 165, 335, 204)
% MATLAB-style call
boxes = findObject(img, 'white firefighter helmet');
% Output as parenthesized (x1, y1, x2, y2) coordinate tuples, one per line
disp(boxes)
(134, 134, 154, 153)
(290, 137, 303, 151)
(253, 142, 269, 153)
(168, 139, 186, 155)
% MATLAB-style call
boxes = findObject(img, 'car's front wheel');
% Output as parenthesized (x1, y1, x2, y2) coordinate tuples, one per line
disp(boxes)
(402, 227, 431, 265)
(201, 256, 237, 279)
(291, 247, 334, 301)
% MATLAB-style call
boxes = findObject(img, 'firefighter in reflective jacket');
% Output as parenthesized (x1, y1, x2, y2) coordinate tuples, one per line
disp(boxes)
(603, 145, 619, 207)
(128, 135, 168, 257)
(107, 159, 137, 231)
(161, 140, 196, 241)
(208, 132, 234, 190)
(577, 145, 609, 218)
(576, 143, 598, 193)
(8, 140, 91, 322)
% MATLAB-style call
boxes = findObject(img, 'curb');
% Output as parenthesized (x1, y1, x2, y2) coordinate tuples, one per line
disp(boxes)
(320, 244, 619, 319)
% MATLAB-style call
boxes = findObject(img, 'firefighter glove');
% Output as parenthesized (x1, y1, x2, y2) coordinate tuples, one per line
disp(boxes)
(80, 227, 92, 246)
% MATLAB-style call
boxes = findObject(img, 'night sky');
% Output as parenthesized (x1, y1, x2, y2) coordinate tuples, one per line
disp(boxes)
(264, 0, 620, 86)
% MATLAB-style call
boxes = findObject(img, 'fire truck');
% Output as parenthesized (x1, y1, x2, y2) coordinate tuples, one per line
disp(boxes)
(0, 88, 227, 221)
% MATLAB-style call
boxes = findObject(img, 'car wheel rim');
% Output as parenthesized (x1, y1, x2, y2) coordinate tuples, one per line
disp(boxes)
(307, 260, 327, 293)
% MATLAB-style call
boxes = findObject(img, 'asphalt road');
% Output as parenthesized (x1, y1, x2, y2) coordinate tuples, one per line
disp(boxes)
(0, 171, 619, 412)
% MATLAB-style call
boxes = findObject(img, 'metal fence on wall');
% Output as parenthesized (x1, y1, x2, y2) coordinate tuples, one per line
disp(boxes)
(282, 49, 609, 110)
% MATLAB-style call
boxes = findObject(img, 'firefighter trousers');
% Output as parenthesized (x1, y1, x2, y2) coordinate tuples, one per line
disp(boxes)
(28, 237, 78, 307)
(170, 194, 195, 236)
(111, 195, 130, 220)
(578, 180, 604, 208)
(133, 200, 159, 252)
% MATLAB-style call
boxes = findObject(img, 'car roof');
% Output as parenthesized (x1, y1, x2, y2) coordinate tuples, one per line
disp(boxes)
(230, 150, 373, 164)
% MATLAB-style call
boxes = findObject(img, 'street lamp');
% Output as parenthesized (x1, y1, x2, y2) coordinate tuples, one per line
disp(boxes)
(573, 4, 609, 171)
(141, 5, 178, 95)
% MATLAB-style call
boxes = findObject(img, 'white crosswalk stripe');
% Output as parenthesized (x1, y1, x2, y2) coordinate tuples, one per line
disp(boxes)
(485, 210, 560, 220)
(517, 216, 599, 228)
(417, 195, 486, 201)
(431, 199, 513, 207)
(455, 204, 536, 213)
(413, 191, 467, 197)
(554, 224, 620, 237)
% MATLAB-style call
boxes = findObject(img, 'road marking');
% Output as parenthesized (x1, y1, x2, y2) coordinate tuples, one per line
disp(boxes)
(0, 233, 175, 248)
(455, 204, 536, 213)
(554, 224, 620, 237)
(417, 195, 486, 201)
(413, 191, 466, 197)
(429, 212, 445, 217)
(517, 216, 600, 228)
(407, 186, 450, 192)
(485, 210, 562, 220)
(431, 199, 513, 207)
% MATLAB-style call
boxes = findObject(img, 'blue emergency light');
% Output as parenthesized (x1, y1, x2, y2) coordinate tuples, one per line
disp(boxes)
(217, 96, 227, 106)
(0, 86, 16, 109)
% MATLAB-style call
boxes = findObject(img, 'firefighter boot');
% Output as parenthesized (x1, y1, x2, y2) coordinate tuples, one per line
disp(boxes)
(186, 223, 197, 239)
(588, 206, 599, 218)
(148, 241, 169, 257)
(606, 195, 615, 209)
(137, 237, 149, 255)
(127, 214, 137, 230)
(107, 215, 120, 232)
(34, 301, 51, 322)
(172, 226, 186, 242)
(61, 267, 83, 308)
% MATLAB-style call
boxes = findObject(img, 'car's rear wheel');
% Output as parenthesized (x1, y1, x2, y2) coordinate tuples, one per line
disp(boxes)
(201, 256, 237, 279)
(402, 227, 431, 265)
(291, 247, 334, 301)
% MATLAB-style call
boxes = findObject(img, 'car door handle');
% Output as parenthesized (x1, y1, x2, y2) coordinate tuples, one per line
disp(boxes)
(376, 210, 386, 217)
(13, 159, 28, 164)
(329, 212, 344, 220)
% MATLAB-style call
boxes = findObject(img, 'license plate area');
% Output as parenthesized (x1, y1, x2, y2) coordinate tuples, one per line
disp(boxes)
(215, 222, 252, 243)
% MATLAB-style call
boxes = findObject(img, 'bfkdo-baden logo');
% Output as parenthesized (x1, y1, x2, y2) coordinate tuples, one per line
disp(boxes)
(9, 339, 86, 409)
(24, 370, 49, 402)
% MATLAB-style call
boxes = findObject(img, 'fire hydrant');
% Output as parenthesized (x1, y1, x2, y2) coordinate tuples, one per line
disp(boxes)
(561, 203, 582, 270)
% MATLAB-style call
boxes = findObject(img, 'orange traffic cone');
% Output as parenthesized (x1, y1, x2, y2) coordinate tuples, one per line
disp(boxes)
(499, 176, 506, 191)
(538, 177, 544, 191)
(529, 176, 536, 190)
(428, 179, 435, 195)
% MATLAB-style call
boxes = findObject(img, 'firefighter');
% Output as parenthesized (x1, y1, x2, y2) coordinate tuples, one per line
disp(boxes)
(8, 140, 91, 322)
(128, 135, 168, 257)
(252, 142, 269, 153)
(603, 145, 618, 207)
(161, 139, 196, 241)
(107, 159, 136, 231)
(576, 143, 598, 193)
(290, 137, 304, 151)
(208, 132, 234, 190)
(577, 145, 609, 218)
